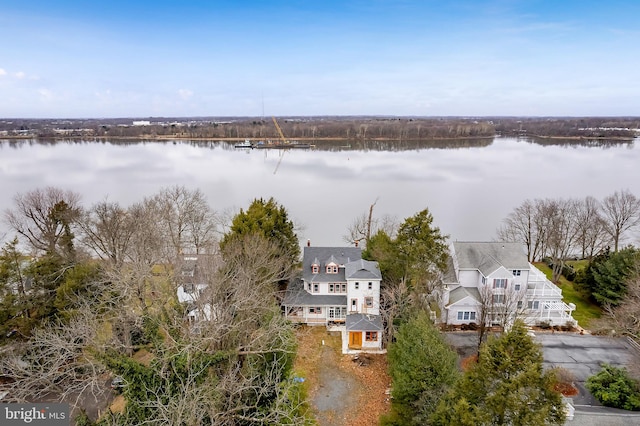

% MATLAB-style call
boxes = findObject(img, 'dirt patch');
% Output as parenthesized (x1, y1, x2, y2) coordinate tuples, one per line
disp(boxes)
(461, 354, 478, 371)
(293, 326, 391, 426)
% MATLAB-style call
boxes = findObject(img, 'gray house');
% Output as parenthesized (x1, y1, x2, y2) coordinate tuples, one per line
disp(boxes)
(282, 245, 384, 353)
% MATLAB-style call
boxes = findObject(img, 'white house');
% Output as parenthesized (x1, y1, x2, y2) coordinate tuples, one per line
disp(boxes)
(282, 245, 384, 353)
(440, 242, 576, 328)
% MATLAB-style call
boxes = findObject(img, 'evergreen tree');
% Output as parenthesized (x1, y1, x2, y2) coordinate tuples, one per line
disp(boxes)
(221, 197, 300, 265)
(384, 310, 459, 425)
(395, 208, 449, 293)
(431, 321, 565, 426)
(591, 246, 638, 306)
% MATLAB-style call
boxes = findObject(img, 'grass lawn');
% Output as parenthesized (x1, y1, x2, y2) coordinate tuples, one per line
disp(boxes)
(533, 262, 602, 329)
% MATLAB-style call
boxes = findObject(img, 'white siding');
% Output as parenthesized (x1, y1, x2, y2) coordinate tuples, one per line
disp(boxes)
(346, 279, 380, 315)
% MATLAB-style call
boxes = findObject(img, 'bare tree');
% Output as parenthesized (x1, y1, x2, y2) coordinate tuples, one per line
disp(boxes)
(100, 199, 168, 315)
(343, 198, 379, 247)
(154, 185, 219, 256)
(544, 198, 580, 283)
(0, 305, 109, 410)
(498, 199, 547, 262)
(475, 281, 528, 355)
(476, 285, 494, 354)
(4, 187, 82, 257)
(600, 189, 640, 252)
(380, 278, 415, 347)
(78, 199, 134, 265)
(574, 196, 610, 259)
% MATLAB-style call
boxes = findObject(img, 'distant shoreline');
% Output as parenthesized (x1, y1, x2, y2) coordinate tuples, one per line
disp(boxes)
(0, 134, 635, 142)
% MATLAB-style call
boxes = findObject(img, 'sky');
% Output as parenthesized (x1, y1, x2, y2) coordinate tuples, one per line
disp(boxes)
(1, 0, 639, 118)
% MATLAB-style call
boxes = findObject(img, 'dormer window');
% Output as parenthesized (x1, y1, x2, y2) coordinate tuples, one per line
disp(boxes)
(326, 263, 338, 274)
(311, 263, 319, 274)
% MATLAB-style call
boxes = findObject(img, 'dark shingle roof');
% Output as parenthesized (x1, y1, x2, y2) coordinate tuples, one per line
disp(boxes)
(346, 313, 383, 331)
(282, 278, 347, 306)
(302, 246, 363, 283)
(344, 259, 381, 280)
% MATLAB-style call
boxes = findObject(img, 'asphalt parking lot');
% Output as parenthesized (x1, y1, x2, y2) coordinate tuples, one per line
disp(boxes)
(535, 333, 636, 405)
(444, 331, 638, 406)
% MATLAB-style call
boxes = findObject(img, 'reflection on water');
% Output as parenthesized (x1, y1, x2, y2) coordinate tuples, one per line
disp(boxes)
(1, 137, 639, 247)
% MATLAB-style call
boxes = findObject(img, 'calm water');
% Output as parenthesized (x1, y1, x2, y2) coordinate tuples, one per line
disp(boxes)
(1, 137, 639, 247)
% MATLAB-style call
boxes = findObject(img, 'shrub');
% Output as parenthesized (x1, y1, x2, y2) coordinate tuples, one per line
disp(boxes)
(586, 364, 640, 410)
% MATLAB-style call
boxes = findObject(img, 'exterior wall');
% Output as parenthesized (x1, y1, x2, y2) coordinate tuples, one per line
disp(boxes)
(446, 297, 480, 325)
(458, 269, 481, 286)
(361, 331, 382, 349)
(302, 279, 348, 296)
(305, 306, 327, 322)
(341, 329, 385, 353)
(346, 278, 380, 315)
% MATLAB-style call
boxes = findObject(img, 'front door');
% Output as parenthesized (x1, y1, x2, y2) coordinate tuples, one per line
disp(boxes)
(349, 331, 362, 349)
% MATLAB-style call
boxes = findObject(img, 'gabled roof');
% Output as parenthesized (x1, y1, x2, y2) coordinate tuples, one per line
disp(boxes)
(346, 313, 382, 331)
(302, 246, 363, 283)
(282, 278, 347, 306)
(446, 286, 480, 306)
(453, 242, 530, 276)
(344, 259, 381, 280)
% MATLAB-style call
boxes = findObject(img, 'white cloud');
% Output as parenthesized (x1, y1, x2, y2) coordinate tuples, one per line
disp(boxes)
(38, 88, 54, 100)
(15, 71, 25, 79)
(178, 89, 193, 100)
(0, 68, 6, 76)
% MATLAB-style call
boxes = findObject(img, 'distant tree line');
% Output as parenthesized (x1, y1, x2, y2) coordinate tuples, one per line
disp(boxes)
(3, 116, 638, 141)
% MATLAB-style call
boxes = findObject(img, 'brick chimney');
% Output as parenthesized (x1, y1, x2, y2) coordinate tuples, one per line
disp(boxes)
(307, 239, 311, 247)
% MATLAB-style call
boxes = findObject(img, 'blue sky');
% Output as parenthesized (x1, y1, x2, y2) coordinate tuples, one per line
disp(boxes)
(1, 1, 639, 118)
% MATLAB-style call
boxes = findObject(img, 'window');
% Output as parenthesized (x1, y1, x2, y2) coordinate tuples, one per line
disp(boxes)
(493, 294, 505, 304)
(527, 301, 540, 310)
(514, 283, 521, 291)
(481, 276, 486, 285)
(365, 332, 378, 341)
(365, 297, 373, 308)
(457, 311, 476, 321)
(512, 270, 521, 276)
(328, 283, 346, 293)
(311, 264, 319, 274)
(307, 283, 311, 291)
(355, 282, 359, 290)
(351, 299, 357, 311)
(368, 282, 373, 290)
(328, 306, 346, 319)
(313, 283, 319, 293)
(493, 278, 507, 289)
(517, 301, 523, 309)
(326, 264, 338, 274)
(309, 307, 322, 314)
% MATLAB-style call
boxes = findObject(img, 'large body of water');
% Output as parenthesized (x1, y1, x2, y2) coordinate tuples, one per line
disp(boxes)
(1, 137, 640, 248)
